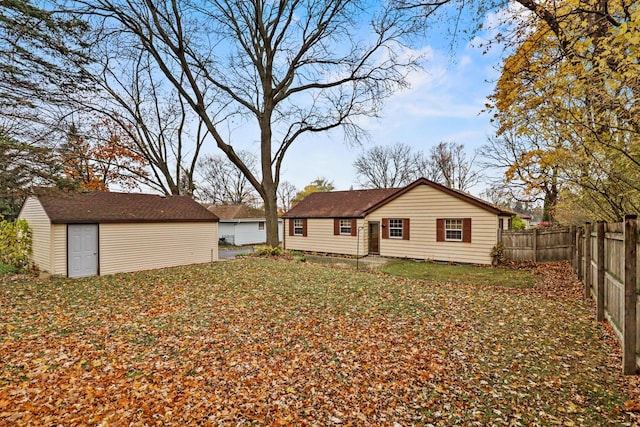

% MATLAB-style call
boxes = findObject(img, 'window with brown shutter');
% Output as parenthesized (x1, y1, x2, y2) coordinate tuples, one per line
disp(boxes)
(382, 218, 409, 239)
(335, 218, 355, 236)
(292, 218, 307, 236)
(437, 218, 471, 242)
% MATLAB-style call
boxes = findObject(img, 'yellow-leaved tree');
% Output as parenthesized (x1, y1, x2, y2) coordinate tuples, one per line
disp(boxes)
(486, 0, 640, 222)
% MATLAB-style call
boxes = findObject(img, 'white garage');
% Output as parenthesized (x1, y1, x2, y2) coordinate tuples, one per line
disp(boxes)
(18, 191, 219, 277)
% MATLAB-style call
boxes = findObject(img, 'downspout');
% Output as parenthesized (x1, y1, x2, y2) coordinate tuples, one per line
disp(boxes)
(282, 218, 286, 250)
(356, 225, 365, 270)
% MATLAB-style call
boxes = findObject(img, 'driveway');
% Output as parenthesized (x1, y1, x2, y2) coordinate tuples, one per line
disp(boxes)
(219, 247, 255, 260)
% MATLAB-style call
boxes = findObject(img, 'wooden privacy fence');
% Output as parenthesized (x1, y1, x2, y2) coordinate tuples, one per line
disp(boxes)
(575, 216, 639, 375)
(501, 226, 574, 262)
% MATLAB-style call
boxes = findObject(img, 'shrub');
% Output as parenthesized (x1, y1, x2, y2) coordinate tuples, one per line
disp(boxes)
(287, 250, 307, 262)
(0, 218, 32, 273)
(490, 242, 506, 266)
(253, 245, 283, 257)
(511, 215, 527, 230)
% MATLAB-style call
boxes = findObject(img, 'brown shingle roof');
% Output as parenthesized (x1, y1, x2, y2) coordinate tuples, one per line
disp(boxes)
(283, 178, 515, 218)
(206, 204, 266, 219)
(283, 188, 400, 218)
(36, 191, 219, 224)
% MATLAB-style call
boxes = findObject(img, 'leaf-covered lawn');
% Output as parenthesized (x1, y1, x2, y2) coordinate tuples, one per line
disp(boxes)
(1, 259, 638, 425)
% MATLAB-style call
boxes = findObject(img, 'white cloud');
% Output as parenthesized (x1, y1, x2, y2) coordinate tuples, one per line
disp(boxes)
(459, 55, 473, 67)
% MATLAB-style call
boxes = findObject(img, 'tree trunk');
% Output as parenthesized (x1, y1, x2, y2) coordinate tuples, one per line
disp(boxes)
(263, 182, 280, 247)
(259, 104, 280, 247)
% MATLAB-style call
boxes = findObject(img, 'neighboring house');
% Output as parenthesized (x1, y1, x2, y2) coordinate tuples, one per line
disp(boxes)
(18, 191, 219, 278)
(206, 204, 283, 245)
(282, 178, 514, 265)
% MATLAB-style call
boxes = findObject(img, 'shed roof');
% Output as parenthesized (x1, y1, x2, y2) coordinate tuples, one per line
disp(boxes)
(283, 178, 515, 218)
(35, 191, 219, 224)
(282, 188, 400, 218)
(206, 204, 266, 220)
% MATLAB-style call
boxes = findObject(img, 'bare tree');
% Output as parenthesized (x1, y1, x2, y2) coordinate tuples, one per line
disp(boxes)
(424, 141, 481, 191)
(76, 0, 424, 246)
(277, 181, 298, 212)
(197, 151, 259, 206)
(354, 142, 424, 188)
(79, 50, 208, 195)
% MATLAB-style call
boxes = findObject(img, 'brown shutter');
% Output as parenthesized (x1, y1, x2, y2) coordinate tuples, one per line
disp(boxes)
(436, 218, 445, 242)
(334, 219, 339, 235)
(462, 218, 472, 242)
(382, 218, 389, 239)
(403, 218, 410, 240)
(302, 219, 308, 237)
(289, 219, 294, 236)
(351, 219, 357, 236)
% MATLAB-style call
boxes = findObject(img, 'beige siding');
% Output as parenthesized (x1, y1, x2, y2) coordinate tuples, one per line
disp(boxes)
(284, 219, 367, 256)
(99, 222, 218, 275)
(17, 197, 52, 272)
(51, 224, 67, 276)
(367, 185, 500, 264)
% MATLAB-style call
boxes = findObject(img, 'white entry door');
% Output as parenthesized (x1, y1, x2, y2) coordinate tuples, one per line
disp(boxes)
(68, 224, 98, 278)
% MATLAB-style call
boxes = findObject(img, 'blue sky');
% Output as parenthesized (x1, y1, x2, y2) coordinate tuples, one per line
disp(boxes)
(275, 16, 508, 195)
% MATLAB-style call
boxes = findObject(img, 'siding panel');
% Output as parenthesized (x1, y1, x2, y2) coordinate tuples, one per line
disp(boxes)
(231, 219, 282, 245)
(284, 218, 367, 256)
(99, 222, 218, 275)
(52, 224, 67, 276)
(17, 197, 51, 272)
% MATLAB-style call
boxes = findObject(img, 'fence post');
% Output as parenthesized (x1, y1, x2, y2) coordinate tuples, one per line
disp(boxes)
(532, 228, 538, 263)
(570, 225, 577, 271)
(596, 221, 605, 322)
(623, 215, 638, 374)
(577, 227, 584, 281)
(584, 222, 592, 299)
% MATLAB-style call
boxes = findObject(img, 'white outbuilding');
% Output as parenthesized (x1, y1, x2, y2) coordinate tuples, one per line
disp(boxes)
(206, 204, 283, 246)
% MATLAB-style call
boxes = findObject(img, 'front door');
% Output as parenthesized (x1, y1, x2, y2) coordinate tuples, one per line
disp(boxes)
(68, 224, 98, 278)
(368, 222, 380, 255)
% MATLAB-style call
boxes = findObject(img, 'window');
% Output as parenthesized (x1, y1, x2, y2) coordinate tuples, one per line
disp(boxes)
(339, 219, 352, 235)
(445, 219, 463, 241)
(382, 218, 410, 240)
(258, 221, 265, 230)
(334, 218, 357, 236)
(389, 219, 404, 238)
(436, 218, 471, 243)
(289, 218, 307, 237)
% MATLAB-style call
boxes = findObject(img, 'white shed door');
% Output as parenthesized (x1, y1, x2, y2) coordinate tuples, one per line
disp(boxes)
(68, 224, 98, 278)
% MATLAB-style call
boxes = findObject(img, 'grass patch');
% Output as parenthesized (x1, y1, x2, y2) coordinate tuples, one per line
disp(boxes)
(381, 260, 537, 288)
(0, 263, 17, 276)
